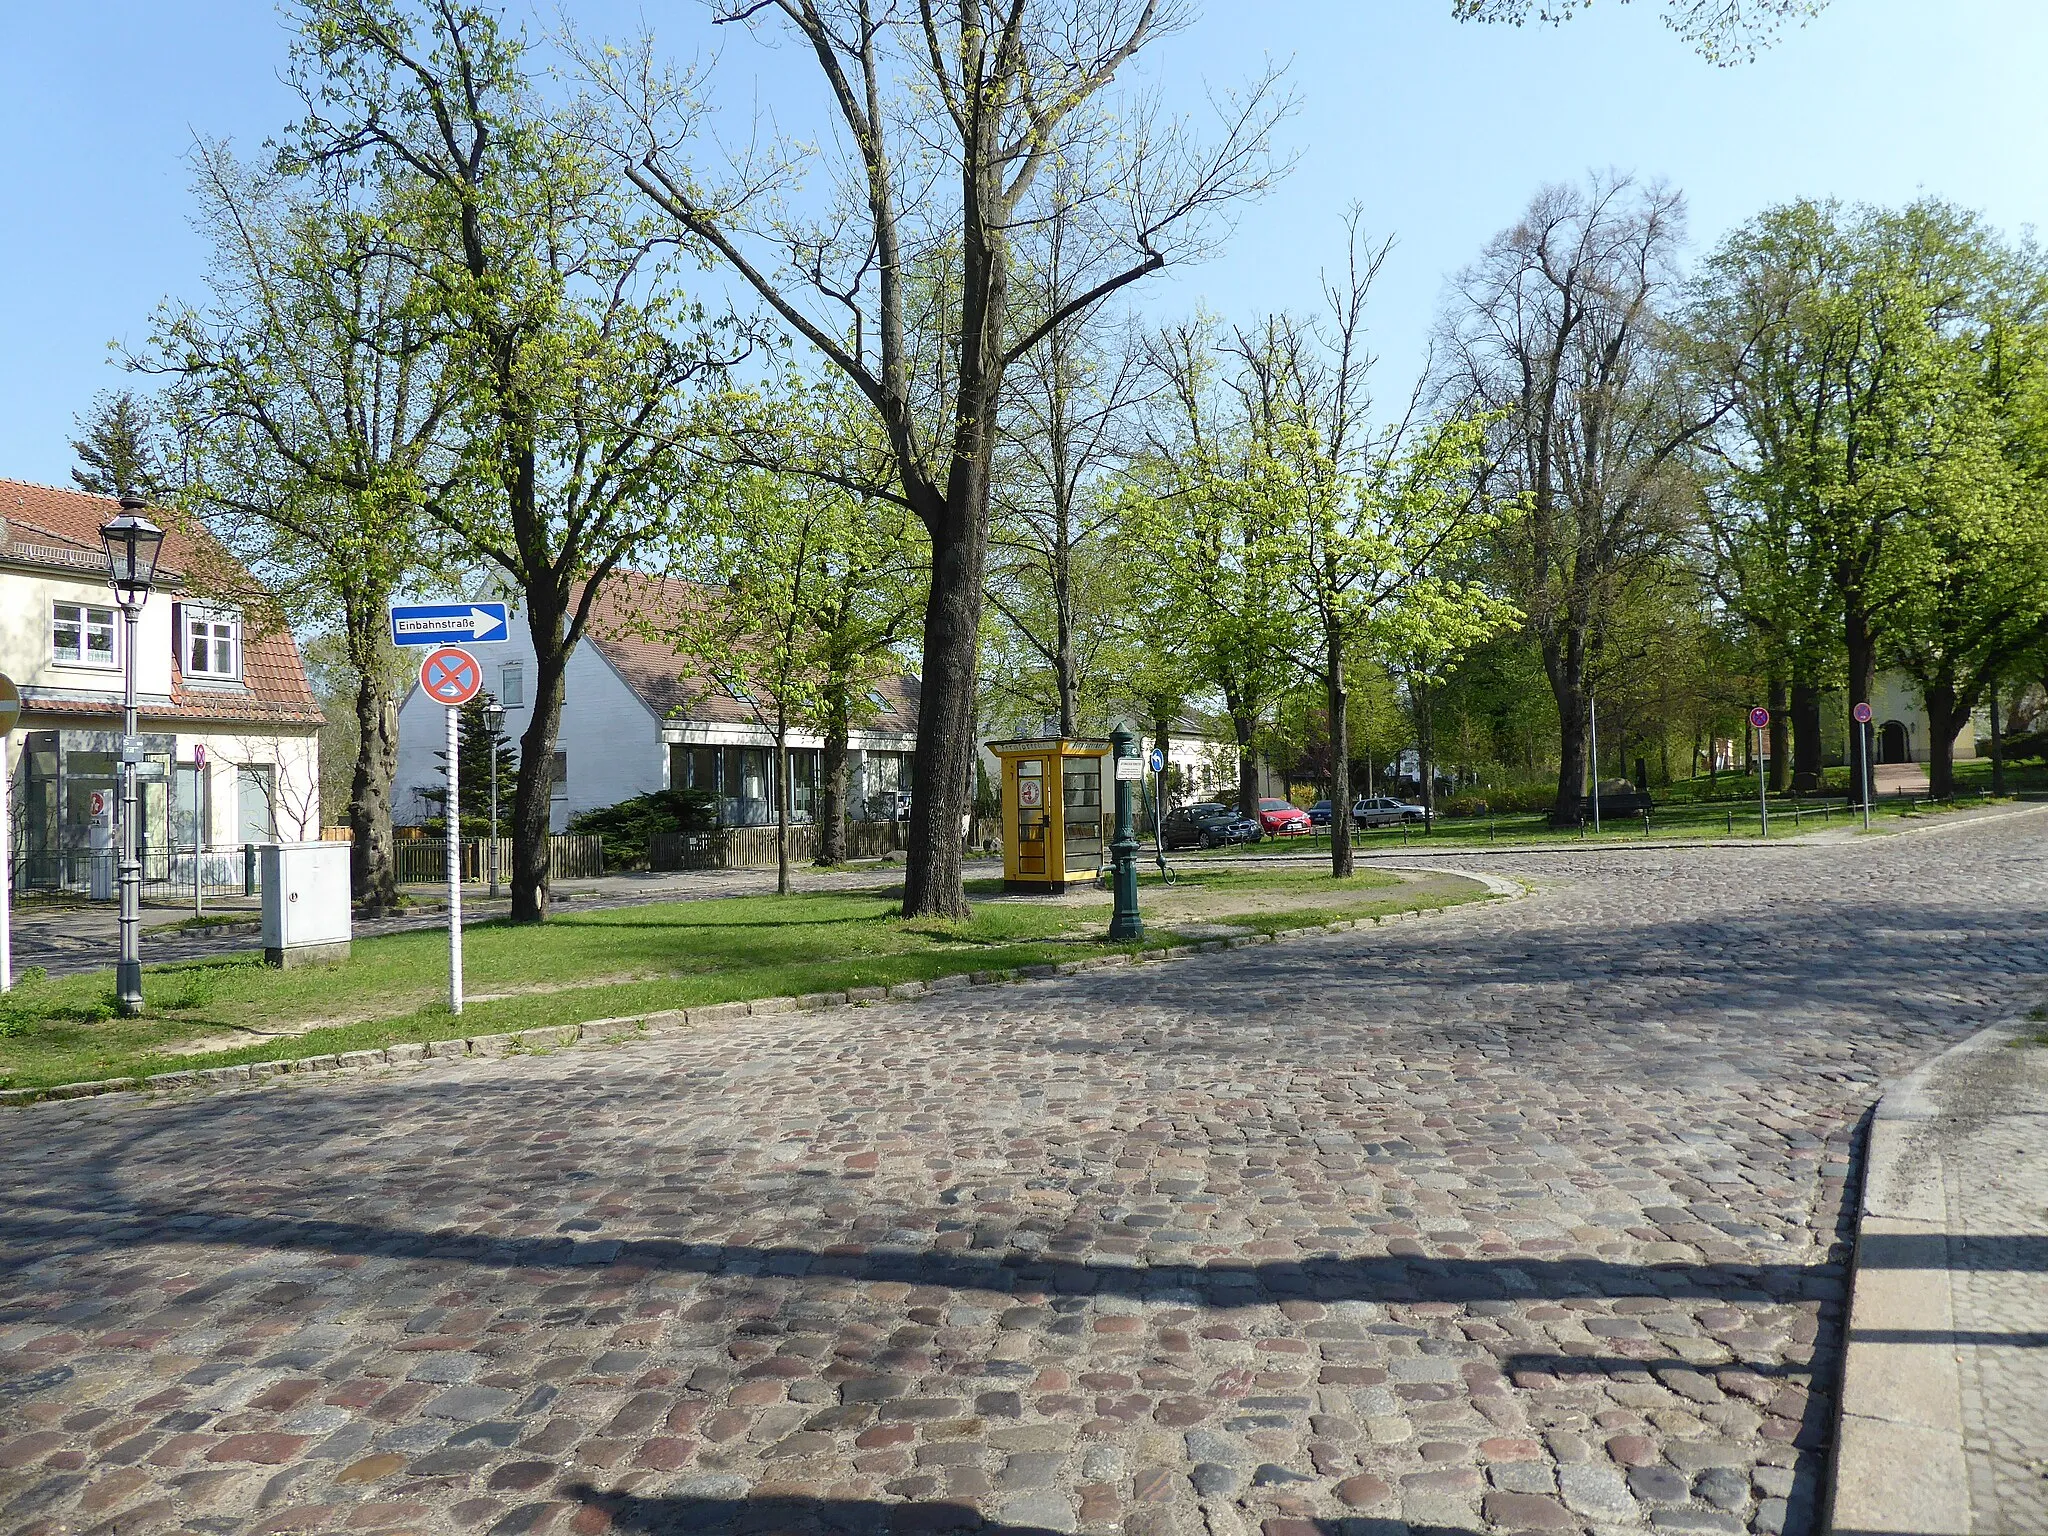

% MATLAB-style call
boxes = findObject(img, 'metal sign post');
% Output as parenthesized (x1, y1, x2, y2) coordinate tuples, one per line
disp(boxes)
(420, 647, 483, 1014)
(0, 672, 17, 993)
(1853, 701, 1874, 830)
(1588, 696, 1601, 831)
(1750, 706, 1771, 835)
(1107, 726, 1144, 942)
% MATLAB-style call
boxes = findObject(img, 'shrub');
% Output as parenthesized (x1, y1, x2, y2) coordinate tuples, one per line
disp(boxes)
(568, 789, 718, 869)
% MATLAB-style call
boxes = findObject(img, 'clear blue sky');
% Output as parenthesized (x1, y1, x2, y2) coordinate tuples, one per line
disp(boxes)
(3, 1, 2043, 488)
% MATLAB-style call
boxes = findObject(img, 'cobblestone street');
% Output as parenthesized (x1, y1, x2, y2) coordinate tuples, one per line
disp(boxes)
(3, 812, 2046, 1536)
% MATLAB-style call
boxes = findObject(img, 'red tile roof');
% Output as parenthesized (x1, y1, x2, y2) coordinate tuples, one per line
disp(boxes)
(1, 478, 324, 729)
(580, 569, 919, 736)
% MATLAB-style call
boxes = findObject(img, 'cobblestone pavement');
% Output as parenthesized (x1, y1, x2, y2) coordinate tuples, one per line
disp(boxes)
(4, 813, 2047, 1536)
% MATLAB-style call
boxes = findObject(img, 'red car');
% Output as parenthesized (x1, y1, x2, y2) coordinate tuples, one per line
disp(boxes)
(1256, 798, 1313, 836)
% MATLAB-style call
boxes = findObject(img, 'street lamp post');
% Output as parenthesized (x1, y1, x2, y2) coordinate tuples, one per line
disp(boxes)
(100, 498, 166, 1018)
(484, 702, 504, 899)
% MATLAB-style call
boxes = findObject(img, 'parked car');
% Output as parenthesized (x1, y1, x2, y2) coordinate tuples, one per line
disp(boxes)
(1256, 798, 1313, 837)
(1162, 802, 1263, 849)
(1307, 799, 1334, 827)
(1352, 795, 1428, 827)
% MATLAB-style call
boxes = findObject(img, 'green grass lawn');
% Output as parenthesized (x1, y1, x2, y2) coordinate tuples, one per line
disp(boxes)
(0, 866, 1483, 1094)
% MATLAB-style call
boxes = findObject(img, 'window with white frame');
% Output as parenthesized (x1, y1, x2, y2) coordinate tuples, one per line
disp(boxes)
(184, 608, 241, 680)
(52, 602, 117, 667)
(499, 661, 524, 708)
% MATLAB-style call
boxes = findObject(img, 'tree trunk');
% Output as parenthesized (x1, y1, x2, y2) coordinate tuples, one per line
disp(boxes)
(1791, 676, 1822, 790)
(1545, 633, 1589, 819)
(1053, 526, 1078, 740)
(1232, 710, 1259, 817)
(509, 599, 568, 924)
(900, 510, 982, 920)
(1767, 676, 1789, 793)
(817, 686, 849, 866)
(1326, 628, 1352, 880)
(1922, 679, 1960, 800)
(347, 665, 400, 917)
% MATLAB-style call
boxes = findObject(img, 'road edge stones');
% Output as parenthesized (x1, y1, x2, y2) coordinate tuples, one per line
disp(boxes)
(0, 873, 1526, 1110)
(1826, 1021, 2017, 1535)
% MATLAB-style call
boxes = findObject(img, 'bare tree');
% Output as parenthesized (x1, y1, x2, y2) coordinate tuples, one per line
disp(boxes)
(988, 168, 1155, 738)
(580, 1, 1287, 917)
(1437, 174, 1716, 820)
(139, 143, 457, 916)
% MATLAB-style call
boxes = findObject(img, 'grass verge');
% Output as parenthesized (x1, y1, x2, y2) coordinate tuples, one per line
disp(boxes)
(0, 866, 1489, 1094)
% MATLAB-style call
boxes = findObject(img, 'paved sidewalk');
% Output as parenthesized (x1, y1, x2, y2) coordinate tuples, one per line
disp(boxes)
(1832, 1025, 2048, 1534)
(3, 820, 2048, 1534)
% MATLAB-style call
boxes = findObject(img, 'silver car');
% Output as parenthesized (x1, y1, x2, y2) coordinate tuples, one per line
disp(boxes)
(1352, 794, 1427, 827)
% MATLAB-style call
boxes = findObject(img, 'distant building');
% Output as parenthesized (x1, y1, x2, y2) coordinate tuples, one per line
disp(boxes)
(1, 478, 324, 888)
(392, 571, 921, 832)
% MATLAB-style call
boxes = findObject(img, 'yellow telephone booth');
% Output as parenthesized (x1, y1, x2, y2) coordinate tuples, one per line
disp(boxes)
(986, 737, 1110, 893)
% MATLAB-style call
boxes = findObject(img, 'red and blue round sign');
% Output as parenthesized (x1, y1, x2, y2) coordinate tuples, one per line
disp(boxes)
(420, 646, 483, 707)
(1852, 701, 1874, 725)
(1748, 706, 1771, 729)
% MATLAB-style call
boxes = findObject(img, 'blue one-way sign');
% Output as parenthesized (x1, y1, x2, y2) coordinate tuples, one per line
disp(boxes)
(390, 602, 510, 647)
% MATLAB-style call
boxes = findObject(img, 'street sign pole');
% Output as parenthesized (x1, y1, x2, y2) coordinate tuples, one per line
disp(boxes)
(1852, 701, 1875, 831)
(1588, 696, 1601, 832)
(447, 702, 463, 1016)
(418, 646, 483, 1015)
(1749, 706, 1771, 837)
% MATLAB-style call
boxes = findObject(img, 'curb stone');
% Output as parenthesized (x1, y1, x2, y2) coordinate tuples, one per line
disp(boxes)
(0, 876, 1519, 1110)
(1827, 1021, 2018, 1536)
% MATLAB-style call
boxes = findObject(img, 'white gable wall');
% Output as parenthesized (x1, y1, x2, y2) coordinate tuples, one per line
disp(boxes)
(393, 620, 663, 833)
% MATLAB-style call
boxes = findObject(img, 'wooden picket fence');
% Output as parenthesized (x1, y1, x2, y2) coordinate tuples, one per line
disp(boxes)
(386, 833, 603, 885)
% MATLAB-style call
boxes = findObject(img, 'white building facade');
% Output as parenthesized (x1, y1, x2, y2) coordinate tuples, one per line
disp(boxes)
(393, 573, 920, 833)
(2, 480, 324, 891)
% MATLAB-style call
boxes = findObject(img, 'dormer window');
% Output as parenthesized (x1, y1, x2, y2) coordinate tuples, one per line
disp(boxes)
(184, 608, 241, 680)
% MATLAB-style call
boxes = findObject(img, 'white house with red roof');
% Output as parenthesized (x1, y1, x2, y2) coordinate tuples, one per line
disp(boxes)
(0, 479, 325, 888)
(392, 570, 920, 833)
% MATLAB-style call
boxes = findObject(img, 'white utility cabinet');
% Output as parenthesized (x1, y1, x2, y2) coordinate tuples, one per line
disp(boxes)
(260, 841, 353, 967)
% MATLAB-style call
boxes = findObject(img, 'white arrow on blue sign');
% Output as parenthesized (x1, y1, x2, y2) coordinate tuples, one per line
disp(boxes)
(1148, 747, 1166, 773)
(389, 602, 510, 646)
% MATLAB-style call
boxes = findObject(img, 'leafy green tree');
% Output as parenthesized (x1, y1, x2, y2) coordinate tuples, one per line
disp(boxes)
(286, 0, 727, 923)
(653, 406, 925, 891)
(138, 142, 458, 915)
(1881, 308, 2048, 796)
(1124, 317, 1307, 818)
(1690, 197, 2030, 802)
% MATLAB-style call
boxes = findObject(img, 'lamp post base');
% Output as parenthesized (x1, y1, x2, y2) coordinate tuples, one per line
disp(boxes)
(116, 959, 143, 1016)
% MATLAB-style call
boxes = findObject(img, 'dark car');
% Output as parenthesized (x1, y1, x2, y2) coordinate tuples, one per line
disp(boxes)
(1162, 803, 1263, 850)
(1352, 794, 1428, 827)
(1308, 799, 1334, 827)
